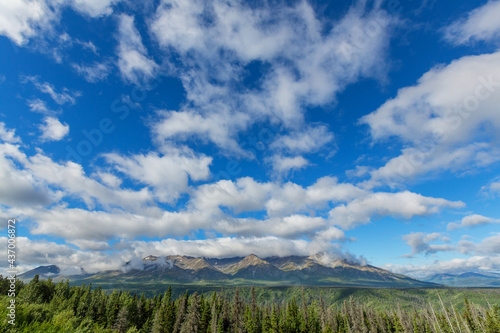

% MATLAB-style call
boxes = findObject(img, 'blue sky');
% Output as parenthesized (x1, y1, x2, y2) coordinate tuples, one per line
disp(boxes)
(1, 0, 500, 278)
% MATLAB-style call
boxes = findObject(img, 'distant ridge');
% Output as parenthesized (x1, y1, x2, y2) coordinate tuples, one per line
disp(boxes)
(424, 271, 500, 287)
(18, 254, 440, 287)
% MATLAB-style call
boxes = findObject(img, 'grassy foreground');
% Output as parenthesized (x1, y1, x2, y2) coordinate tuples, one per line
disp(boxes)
(1, 275, 499, 332)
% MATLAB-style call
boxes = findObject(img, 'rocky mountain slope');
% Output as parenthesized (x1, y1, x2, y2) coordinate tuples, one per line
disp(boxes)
(18, 254, 439, 287)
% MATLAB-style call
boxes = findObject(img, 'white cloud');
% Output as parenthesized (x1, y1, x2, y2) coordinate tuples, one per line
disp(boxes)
(24, 207, 209, 240)
(489, 182, 500, 195)
(0, 122, 20, 143)
(329, 191, 465, 229)
(191, 176, 367, 218)
(117, 14, 158, 84)
(68, 239, 111, 251)
(0, 143, 53, 206)
(23, 76, 80, 105)
(39, 117, 69, 141)
(0, 237, 126, 275)
(72, 62, 110, 82)
(0, 0, 120, 46)
(402, 232, 454, 256)
(269, 155, 309, 175)
(361, 51, 500, 188)
(152, 109, 250, 155)
(192, 178, 273, 215)
(0, 142, 153, 212)
(27, 98, 58, 115)
(271, 125, 334, 154)
(0, 0, 54, 45)
(104, 147, 212, 203)
(218, 215, 337, 240)
(445, 0, 500, 44)
(448, 214, 500, 230)
(480, 178, 500, 197)
(95, 171, 122, 188)
(26, 153, 153, 212)
(456, 234, 500, 258)
(127, 236, 318, 259)
(150, 0, 396, 154)
(70, 0, 120, 17)
(385, 255, 500, 279)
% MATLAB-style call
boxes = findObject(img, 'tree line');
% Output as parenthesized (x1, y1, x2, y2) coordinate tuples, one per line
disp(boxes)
(0, 275, 499, 332)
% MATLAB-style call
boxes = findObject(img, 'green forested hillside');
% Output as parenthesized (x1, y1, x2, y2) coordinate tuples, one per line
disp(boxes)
(1, 275, 500, 332)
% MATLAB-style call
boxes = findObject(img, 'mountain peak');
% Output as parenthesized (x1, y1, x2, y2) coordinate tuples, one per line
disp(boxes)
(19, 254, 439, 287)
(242, 253, 264, 263)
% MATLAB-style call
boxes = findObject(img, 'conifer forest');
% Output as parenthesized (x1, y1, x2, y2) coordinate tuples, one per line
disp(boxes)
(1, 275, 500, 332)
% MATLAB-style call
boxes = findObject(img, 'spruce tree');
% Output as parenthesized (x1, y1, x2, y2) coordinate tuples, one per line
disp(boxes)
(114, 305, 130, 333)
(172, 292, 188, 333)
(232, 288, 245, 333)
(180, 292, 201, 333)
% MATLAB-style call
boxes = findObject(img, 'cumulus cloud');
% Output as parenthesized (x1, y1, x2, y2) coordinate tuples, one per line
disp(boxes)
(0, 237, 128, 275)
(444, 0, 500, 45)
(388, 232, 500, 277)
(457, 234, 500, 255)
(271, 125, 335, 154)
(0, 122, 20, 143)
(39, 117, 69, 141)
(104, 147, 212, 203)
(191, 176, 366, 218)
(385, 255, 500, 279)
(0, 143, 153, 212)
(0, 235, 358, 275)
(117, 14, 158, 84)
(68, 239, 111, 251)
(0, 143, 53, 207)
(26, 153, 154, 212)
(480, 178, 500, 197)
(24, 207, 202, 241)
(361, 51, 500, 188)
(126, 236, 321, 260)
(152, 109, 251, 155)
(70, 0, 121, 17)
(0, 0, 55, 45)
(0, 0, 120, 45)
(269, 155, 309, 176)
(448, 214, 500, 230)
(329, 191, 464, 229)
(402, 232, 454, 256)
(150, 0, 397, 154)
(95, 171, 123, 188)
(218, 215, 337, 240)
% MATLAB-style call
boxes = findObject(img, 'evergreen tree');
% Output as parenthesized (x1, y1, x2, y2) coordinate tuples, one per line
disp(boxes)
(463, 297, 478, 332)
(151, 303, 167, 333)
(200, 294, 211, 333)
(271, 304, 280, 333)
(181, 292, 201, 333)
(172, 292, 188, 333)
(232, 288, 245, 333)
(114, 305, 130, 333)
(106, 290, 122, 328)
(210, 293, 220, 333)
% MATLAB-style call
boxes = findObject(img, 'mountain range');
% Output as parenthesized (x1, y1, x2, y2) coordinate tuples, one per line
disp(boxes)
(423, 271, 500, 287)
(18, 254, 440, 288)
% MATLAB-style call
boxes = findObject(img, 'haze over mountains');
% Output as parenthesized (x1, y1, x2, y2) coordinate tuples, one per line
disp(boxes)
(423, 272, 500, 287)
(19, 254, 438, 288)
